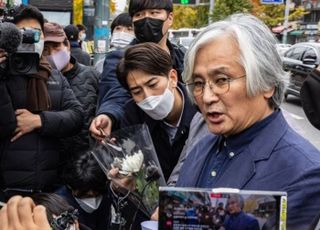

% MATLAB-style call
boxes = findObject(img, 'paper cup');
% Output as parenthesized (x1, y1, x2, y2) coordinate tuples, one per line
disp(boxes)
(141, 220, 158, 230)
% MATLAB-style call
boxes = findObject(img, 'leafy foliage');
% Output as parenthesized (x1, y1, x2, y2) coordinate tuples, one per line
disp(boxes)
(253, 2, 307, 27)
(211, 0, 253, 22)
(172, 0, 307, 29)
(173, 5, 209, 29)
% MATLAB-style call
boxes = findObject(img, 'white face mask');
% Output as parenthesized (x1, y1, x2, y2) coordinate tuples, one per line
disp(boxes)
(75, 195, 103, 213)
(47, 47, 70, 71)
(34, 39, 44, 58)
(111, 31, 135, 49)
(137, 81, 175, 120)
(79, 33, 86, 41)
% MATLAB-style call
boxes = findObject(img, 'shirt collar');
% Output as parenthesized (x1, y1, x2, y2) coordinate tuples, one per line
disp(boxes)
(223, 110, 279, 155)
(70, 40, 80, 48)
(163, 86, 185, 128)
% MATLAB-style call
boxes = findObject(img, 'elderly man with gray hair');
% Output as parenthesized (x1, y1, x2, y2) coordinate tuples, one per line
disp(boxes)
(224, 194, 259, 230)
(175, 14, 320, 229)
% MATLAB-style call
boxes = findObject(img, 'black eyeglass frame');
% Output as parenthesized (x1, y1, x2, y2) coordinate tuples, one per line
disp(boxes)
(186, 74, 246, 97)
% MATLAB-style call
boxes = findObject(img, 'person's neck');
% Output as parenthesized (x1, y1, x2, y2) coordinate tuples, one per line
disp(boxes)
(158, 35, 170, 54)
(62, 62, 74, 73)
(165, 87, 183, 126)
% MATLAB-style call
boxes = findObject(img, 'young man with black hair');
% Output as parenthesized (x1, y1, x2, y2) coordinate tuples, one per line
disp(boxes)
(95, 12, 135, 73)
(55, 151, 111, 230)
(90, 0, 185, 139)
(76, 24, 90, 53)
(116, 42, 196, 181)
(64, 24, 91, 66)
(0, 4, 83, 201)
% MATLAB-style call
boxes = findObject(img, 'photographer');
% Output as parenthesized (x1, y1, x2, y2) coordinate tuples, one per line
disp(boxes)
(0, 4, 83, 201)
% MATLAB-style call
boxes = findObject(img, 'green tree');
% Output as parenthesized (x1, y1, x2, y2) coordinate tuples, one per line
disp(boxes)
(211, 0, 253, 22)
(253, 3, 307, 27)
(173, 5, 209, 29)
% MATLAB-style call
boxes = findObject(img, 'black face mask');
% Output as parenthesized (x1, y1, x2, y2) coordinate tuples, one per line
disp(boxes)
(133, 17, 165, 43)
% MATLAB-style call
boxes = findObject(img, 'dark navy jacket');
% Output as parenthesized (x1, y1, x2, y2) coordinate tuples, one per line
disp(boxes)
(177, 111, 320, 229)
(56, 186, 111, 230)
(224, 211, 260, 230)
(60, 57, 100, 158)
(121, 83, 197, 181)
(97, 40, 185, 128)
(70, 41, 91, 66)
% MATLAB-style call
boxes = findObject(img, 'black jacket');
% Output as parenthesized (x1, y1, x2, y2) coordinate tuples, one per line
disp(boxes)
(97, 40, 185, 128)
(70, 41, 91, 66)
(120, 83, 197, 181)
(301, 69, 320, 130)
(61, 57, 100, 158)
(0, 70, 83, 192)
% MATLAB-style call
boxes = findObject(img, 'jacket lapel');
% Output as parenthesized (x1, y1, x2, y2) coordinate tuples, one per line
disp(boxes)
(215, 111, 289, 189)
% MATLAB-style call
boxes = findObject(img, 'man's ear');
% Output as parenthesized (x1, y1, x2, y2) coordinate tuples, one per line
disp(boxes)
(263, 87, 275, 100)
(167, 12, 173, 27)
(169, 69, 178, 87)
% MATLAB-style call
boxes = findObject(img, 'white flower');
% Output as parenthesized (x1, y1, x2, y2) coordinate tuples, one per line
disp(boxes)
(119, 150, 144, 175)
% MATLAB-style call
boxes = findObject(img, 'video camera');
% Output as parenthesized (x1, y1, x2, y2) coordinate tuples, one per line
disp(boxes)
(0, 7, 41, 75)
(51, 209, 79, 230)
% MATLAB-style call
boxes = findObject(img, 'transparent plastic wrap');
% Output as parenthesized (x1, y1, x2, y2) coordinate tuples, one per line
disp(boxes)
(91, 124, 165, 226)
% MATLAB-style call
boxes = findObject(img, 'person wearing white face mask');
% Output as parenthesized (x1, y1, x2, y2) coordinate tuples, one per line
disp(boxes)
(56, 151, 111, 230)
(109, 13, 135, 50)
(64, 24, 91, 66)
(116, 43, 197, 182)
(95, 13, 135, 73)
(76, 24, 90, 54)
(43, 22, 100, 160)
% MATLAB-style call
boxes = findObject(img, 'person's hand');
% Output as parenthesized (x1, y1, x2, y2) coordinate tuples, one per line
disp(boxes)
(0, 196, 51, 230)
(11, 109, 42, 142)
(0, 48, 7, 64)
(89, 114, 112, 141)
(108, 168, 136, 192)
(151, 207, 159, 221)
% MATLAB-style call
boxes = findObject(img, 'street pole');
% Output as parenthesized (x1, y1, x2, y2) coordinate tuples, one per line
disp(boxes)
(208, 0, 214, 24)
(93, 0, 110, 65)
(282, 0, 290, 44)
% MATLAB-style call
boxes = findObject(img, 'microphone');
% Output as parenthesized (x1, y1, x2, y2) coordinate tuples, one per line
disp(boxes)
(0, 22, 22, 53)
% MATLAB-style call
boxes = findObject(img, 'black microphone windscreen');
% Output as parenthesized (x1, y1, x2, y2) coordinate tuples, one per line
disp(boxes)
(0, 22, 22, 53)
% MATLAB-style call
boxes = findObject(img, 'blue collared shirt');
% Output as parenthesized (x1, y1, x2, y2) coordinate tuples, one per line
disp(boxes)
(197, 111, 279, 188)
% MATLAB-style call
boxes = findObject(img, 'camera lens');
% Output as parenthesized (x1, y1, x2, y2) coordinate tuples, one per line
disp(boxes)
(8, 52, 39, 75)
(11, 54, 33, 74)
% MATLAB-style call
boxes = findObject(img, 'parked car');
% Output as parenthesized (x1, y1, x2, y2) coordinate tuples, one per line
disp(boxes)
(282, 42, 320, 99)
(177, 37, 194, 50)
(276, 43, 292, 56)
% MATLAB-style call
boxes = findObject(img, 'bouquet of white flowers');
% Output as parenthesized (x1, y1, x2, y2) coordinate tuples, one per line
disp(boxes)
(91, 124, 165, 227)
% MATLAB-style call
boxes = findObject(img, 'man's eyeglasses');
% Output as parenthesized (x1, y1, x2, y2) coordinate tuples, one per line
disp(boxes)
(186, 74, 246, 97)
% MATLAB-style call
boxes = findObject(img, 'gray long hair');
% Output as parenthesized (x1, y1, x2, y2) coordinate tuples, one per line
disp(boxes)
(183, 13, 288, 109)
